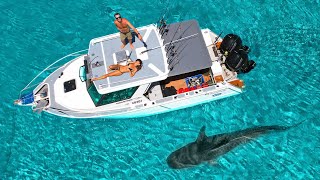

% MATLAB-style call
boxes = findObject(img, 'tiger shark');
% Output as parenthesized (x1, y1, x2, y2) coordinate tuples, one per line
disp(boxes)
(167, 122, 303, 169)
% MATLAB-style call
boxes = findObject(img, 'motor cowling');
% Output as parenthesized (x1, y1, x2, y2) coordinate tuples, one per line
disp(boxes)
(225, 49, 256, 73)
(241, 60, 256, 73)
(220, 34, 256, 73)
(219, 34, 242, 55)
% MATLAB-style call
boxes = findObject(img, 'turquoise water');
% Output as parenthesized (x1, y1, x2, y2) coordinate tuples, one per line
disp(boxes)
(1, 0, 320, 179)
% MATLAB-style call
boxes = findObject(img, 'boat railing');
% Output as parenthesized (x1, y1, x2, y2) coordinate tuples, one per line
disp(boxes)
(225, 83, 243, 93)
(19, 49, 88, 98)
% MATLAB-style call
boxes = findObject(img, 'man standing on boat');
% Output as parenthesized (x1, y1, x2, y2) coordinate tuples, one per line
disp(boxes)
(114, 13, 143, 49)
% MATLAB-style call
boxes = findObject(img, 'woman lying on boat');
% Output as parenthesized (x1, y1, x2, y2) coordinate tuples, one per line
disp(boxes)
(91, 59, 143, 81)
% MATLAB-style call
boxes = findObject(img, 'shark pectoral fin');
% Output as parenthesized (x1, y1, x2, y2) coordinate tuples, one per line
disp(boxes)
(196, 126, 207, 144)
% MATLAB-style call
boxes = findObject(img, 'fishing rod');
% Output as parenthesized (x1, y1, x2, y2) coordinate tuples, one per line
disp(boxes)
(159, 19, 169, 36)
(178, 22, 195, 39)
(165, 23, 182, 52)
(157, 8, 168, 29)
(205, 31, 223, 48)
(214, 31, 223, 44)
(167, 37, 191, 68)
(166, 20, 195, 50)
(156, 2, 170, 29)
(167, 42, 186, 66)
(167, 21, 195, 53)
(168, 41, 190, 67)
(167, 33, 192, 63)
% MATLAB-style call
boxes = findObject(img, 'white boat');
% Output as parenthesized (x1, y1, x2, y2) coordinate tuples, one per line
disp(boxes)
(16, 19, 255, 118)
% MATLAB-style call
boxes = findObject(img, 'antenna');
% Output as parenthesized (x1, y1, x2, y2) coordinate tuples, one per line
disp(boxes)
(140, 33, 198, 54)
(214, 31, 223, 44)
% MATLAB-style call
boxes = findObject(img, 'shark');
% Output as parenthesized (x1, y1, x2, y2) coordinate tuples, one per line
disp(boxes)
(167, 122, 304, 169)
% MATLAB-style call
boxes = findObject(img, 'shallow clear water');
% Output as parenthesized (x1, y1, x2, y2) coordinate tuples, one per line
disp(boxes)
(1, 0, 319, 179)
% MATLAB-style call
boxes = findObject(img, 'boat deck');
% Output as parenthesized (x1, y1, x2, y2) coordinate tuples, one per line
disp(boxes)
(87, 25, 168, 94)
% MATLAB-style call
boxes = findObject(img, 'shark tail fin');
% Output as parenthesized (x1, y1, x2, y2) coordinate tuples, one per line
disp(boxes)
(267, 120, 307, 131)
(289, 119, 307, 129)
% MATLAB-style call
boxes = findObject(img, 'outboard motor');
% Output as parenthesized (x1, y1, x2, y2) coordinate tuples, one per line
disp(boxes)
(242, 60, 256, 73)
(219, 34, 242, 56)
(225, 49, 256, 73)
(220, 34, 256, 73)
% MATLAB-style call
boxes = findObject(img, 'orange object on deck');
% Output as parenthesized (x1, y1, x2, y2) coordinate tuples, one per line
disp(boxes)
(229, 79, 245, 88)
(216, 41, 222, 49)
(214, 75, 224, 83)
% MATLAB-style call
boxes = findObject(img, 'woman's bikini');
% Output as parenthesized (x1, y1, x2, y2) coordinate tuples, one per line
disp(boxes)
(109, 63, 136, 73)
(128, 64, 134, 72)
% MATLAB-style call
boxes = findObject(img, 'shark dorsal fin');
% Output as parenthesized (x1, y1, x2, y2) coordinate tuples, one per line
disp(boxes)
(196, 126, 207, 144)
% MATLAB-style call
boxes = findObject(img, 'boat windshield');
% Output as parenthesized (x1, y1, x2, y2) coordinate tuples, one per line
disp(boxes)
(87, 83, 138, 106)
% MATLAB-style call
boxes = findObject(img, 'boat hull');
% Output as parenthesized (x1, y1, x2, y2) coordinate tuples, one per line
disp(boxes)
(45, 84, 241, 119)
